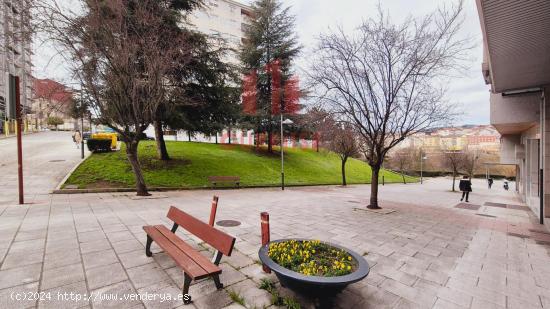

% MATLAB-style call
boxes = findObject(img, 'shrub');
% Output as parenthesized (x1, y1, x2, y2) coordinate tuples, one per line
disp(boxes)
(87, 138, 112, 153)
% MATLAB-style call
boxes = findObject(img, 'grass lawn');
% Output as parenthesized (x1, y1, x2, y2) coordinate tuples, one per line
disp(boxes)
(64, 141, 417, 189)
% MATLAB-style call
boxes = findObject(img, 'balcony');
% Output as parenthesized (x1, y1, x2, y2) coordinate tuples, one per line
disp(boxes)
(490, 91, 540, 135)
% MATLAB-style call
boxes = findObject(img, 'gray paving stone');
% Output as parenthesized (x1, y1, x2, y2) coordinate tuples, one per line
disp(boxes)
(0, 282, 39, 309)
(82, 249, 119, 270)
(91, 280, 141, 309)
(38, 281, 89, 309)
(86, 263, 128, 290)
(41, 263, 85, 291)
(43, 250, 81, 270)
(136, 281, 184, 309)
(126, 263, 170, 290)
(1, 250, 44, 270)
(118, 250, 154, 269)
(80, 239, 112, 254)
(225, 279, 271, 308)
(0, 263, 42, 290)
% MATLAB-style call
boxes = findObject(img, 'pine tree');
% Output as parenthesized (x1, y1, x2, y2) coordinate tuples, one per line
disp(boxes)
(240, 0, 301, 153)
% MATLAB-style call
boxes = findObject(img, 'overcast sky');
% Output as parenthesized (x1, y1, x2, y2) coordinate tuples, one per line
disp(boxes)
(33, 0, 490, 125)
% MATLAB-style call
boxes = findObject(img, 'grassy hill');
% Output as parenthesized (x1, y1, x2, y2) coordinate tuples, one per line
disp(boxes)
(64, 141, 416, 189)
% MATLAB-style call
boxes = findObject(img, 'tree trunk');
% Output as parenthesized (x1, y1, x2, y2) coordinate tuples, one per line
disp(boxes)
(368, 165, 382, 209)
(188, 131, 191, 142)
(341, 157, 348, 186)
(402, 172, 406, 184)
(153, 120, 170, 161)
(215, 133, 218, 144)
(125, 141, 150, 196)
(228, 128, 232, 144)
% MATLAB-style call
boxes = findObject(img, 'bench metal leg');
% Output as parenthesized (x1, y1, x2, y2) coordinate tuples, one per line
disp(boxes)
(171, 223, 179, 233)
(211, 250, 223, 265)
(213, 274, 223, 290)
(183, 273, 192, 295)
(145, 235, 153, 257)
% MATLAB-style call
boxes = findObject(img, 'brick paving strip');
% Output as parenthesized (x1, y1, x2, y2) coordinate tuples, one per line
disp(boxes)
(0, 179, 549, 308)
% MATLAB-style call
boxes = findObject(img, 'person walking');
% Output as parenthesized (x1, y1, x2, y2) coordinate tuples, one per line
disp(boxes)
(459, 175, 472, 202)
(488, 178, 494, 189)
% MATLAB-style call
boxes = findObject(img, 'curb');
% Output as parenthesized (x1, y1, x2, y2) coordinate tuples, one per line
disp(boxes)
(53, 150, 92, 192)
(51, 181, 414, 194)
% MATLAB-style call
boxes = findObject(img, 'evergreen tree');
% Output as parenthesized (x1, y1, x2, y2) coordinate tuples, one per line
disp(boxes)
(240, 0, 301, 153)
(153, 0, 240, 160)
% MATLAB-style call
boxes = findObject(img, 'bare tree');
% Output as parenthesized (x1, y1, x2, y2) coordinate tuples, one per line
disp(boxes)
(323, 121, 360, 186)
(390, 149, 412, 184)
(35, 0, 189, 196)
(443, 150, 466, 191)
(308, 1, 469, 208)
(461, 149, 479, 178)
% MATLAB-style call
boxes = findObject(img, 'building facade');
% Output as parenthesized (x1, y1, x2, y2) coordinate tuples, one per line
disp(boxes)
(395, 125, 501, 153)
(186, 0, 252, 64)
(476, 0, 550, 225)
(31, 78, 79, 131)
(0, 0, 32, 134)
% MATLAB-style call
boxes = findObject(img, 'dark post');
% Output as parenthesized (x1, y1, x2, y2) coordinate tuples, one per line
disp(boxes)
(260, 212, 271, 273)
(15, 76, 24, 205)
(382, 175, 385, 186)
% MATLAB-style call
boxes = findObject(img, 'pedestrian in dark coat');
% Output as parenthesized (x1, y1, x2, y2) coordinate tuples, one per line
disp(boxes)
(488, 178, 493, 189)
(459, 176, 472, 202)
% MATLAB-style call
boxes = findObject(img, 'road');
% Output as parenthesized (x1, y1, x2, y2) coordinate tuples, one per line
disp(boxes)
(0, 131, 88, 205)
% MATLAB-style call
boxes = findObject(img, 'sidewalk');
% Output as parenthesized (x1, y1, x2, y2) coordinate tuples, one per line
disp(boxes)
(0, 178, 548, 308)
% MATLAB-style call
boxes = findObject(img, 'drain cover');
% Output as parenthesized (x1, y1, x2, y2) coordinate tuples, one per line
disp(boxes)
(49, 160, 66, 163)
(216, 220, 241, 227)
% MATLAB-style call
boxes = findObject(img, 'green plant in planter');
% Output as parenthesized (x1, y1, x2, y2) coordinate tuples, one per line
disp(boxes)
(268, 240, 356, 277)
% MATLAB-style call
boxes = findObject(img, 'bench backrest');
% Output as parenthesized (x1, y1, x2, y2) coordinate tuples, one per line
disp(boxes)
(208, 176, 240, 182)
(167, 206, 235, 256)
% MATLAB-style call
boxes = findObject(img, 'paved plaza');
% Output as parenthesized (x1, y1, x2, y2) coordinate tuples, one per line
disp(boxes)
(1, 133, 550, 309)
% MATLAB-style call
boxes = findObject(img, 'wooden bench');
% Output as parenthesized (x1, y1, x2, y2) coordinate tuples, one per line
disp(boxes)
(143, 200, 235, 301)
(208, 176, 240, 189)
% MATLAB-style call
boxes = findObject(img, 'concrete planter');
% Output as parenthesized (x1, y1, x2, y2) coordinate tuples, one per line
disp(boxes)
(258, 239, 370, 294)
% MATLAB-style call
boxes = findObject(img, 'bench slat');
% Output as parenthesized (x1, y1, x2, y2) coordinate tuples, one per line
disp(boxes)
(155, 225, 221, 275)
(167, 207, 236, 256)
(143, 226, 211, 280)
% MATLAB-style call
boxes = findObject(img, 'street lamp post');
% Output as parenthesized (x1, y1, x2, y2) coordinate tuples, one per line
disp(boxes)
(280, 117, 293, 190)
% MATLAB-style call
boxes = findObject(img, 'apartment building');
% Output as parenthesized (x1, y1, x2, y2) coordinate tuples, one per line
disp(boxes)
(476, 0, 550, 225)
(0, 0, 32, 133)
(186, 0, 252, 64)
